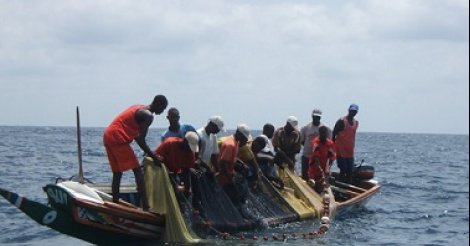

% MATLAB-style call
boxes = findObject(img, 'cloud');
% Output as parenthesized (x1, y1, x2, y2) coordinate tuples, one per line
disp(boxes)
(0, 0, 468, 134)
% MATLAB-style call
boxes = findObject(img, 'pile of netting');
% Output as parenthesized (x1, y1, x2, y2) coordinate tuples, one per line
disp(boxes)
(189, 171, 300, 236)
(142, 157, 334, 244)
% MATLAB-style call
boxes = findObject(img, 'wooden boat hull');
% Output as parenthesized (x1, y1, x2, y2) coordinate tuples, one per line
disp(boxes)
(330, 173, 381, 217)
(45, 181, 165, 237)
(0, 187, 160, 245)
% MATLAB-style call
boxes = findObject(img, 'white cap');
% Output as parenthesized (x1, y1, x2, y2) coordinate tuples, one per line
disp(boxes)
(312, 109, 323, 117)
(185, 131, 199, 153)
(236, 124, 251, 139)
(286, 116, 299, 129)
(209, 116, 225, 132)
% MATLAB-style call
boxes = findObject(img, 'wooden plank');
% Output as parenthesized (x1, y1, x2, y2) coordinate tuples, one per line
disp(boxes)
(90, 184, 138, 194)
(331, 186, 360, 197)
(333, 180, 368, 193)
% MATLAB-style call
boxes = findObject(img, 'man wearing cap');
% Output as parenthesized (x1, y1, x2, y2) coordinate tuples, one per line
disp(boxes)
(333, 104, 359, 184)
(161, 107, 197, 142)
(300, 109, 332, 181)
(216, 124, 251, 207)
(155, 131, 199, 196)
(103, 95, 168, 211)
(272, 116, 302, 171)
(196, 116, 224, 172)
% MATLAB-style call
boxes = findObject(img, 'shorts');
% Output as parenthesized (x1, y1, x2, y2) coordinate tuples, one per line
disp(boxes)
(337, 157, 354, 174)
(104, 143, 140, 173)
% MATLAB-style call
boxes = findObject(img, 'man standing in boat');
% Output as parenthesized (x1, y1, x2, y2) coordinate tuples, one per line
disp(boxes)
(333, 103, 359, 184)
(308, 126, 336, 194)
(300, 109, 332, 181)
(103, 95, 168, 211)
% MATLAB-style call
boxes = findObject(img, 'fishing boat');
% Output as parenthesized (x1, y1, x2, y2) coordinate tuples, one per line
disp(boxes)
(0, 108, 380, 244)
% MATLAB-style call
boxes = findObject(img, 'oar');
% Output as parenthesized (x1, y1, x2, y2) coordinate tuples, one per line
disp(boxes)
(76, 106, 84, 184)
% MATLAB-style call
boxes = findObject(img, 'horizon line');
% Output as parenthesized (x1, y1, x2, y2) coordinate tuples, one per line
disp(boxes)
(0, 124, 468, 136)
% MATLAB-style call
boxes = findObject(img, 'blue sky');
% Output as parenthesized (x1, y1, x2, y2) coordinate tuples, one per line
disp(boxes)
(0, 0, 468, 134)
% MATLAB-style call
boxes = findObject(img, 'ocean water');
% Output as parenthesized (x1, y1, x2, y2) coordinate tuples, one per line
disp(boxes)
(0, 126, 468, 246)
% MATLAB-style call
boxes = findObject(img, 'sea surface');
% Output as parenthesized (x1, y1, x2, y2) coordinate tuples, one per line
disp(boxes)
(0, 126, 468, 246)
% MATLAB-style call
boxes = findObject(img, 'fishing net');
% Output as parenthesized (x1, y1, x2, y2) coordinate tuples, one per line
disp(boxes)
(190, 170, 259, 235)
(142, 157, 201, 244)
(244, 175, 299, 226)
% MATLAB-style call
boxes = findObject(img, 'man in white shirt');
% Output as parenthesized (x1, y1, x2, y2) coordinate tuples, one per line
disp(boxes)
(196, 116, 225, 172)
(300, 109, 332, 181)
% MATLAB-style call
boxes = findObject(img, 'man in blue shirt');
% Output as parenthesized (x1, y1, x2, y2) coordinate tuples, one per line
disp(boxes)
(161, 107, 197, 142)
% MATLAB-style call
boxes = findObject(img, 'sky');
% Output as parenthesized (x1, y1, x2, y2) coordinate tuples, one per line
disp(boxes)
(0, 0, 468, 135)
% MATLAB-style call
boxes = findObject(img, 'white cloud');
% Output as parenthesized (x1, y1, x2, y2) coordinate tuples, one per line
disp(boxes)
(0, 0, 468, 134)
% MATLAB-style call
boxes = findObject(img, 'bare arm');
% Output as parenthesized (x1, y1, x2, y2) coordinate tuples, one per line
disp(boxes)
(134, 109, 161, 166)
(332, 119, 344, 142)
(248, 158, 261, 182)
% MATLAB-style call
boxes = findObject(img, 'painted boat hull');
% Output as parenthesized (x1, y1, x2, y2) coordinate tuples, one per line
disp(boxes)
(330, 173, 381, 217)
(0, 187, 158, 245)
(1, 172, 380, 244)
(0, 181, 165, 245)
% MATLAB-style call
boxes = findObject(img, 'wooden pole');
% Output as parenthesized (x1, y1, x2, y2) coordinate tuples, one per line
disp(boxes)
(76, 106, 84, 184)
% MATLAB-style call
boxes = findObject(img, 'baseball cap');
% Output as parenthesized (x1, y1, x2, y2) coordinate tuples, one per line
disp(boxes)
(236, 124, 251, 139)
(349, 103, 359, 111)
(312, 109, 323, 117)
(286, 116, 299, 129)
(185, 131, 199, 153)
(209, 116, 225, 132)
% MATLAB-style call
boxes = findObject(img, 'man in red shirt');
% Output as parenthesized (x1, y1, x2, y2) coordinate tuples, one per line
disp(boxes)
(308, 126, 336, 193)
(155, 131, 200, 196)
(103, 95, 168, 211)
(333, 104, 359, 184)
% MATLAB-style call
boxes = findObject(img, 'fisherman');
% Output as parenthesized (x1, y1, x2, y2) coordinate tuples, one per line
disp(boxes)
(300, 109, 332, 181)
(237, 136, 267, 190)
(219, 127, 265, 222)
(255, 134, 284, 188)
(333, 103, 359, 184)
(103, 95, 168, 211)
(272, 116, 302, 171)
(216, 124, 251, 208)
(308, 126, 336, 194)
(161, 107, 196, 142)
(196, 116, 225, 173)
(262, 123, 276, 153)
(155, 131, 200, 197)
